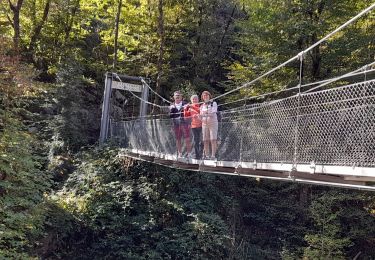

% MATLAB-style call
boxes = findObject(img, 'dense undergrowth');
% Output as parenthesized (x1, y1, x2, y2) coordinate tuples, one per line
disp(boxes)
(34, 148, 375, 259)
(1, 0, 375, 258)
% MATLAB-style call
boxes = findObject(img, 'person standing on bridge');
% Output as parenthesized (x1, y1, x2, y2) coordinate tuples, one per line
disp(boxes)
(200, 91, 218, 160)
(184, 94, 203, 159)
(169, 91, 192, 158)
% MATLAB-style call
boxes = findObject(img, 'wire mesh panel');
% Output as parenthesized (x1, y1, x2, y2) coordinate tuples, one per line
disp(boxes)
(297, 80, 375, 166)
(217, 120, 242, 161)
(152, 119, 178, 155)
(245, 96, 298, 163)
(110, 79, 375, 168)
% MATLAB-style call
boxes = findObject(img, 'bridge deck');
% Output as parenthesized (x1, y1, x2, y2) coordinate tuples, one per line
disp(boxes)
(120, 149, 375, 191)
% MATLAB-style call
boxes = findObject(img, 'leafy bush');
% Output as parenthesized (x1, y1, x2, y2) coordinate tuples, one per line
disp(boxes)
(0, 51, 52, 258)
(46, 148, 231, 259)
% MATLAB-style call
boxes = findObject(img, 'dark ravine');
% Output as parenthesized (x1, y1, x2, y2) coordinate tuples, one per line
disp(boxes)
(32, 148, 375, 259)
(1, 1, 375, 258)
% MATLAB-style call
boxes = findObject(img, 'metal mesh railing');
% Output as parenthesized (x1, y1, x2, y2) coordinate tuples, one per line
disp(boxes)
(110, 80, 375, 167)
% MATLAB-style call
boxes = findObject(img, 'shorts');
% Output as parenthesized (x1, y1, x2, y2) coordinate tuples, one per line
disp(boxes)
(173, 123, 190, 140)
(202, 122, 218, 141)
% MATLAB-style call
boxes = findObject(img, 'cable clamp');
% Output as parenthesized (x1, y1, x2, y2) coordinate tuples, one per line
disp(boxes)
(291, 163, 297, 172)
(213, 158, 218, 167)
(288, 170, 296, 181)
(298, 51, 305, 61)
(361, 64, 369, 72)
(199, 159, 205, 166)
(309, 161, 316, 174)
(235, 163, 242, 175)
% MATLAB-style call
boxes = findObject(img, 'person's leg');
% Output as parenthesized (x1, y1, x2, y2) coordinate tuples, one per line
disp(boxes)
(186, 139, 192, 156)
(199, 127, 204, 158)
(174, 125, 182, 155)
(205, 124, 213, 158)
(196, 127, 202, 159)
(202, 125, 210, 158)
(210, 122, 218, 158)
(192, 128, 199, 158)
(176, 139, 182, 155)
(183, 124, 192, 155)
(211, 140, 217, 158)
(204, 140, 210, 158)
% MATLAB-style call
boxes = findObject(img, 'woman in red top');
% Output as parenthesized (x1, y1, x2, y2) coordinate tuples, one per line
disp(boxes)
(184, 94, 202, 159)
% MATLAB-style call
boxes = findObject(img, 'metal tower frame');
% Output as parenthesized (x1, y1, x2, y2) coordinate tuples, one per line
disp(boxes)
(99, 72, 149, 144)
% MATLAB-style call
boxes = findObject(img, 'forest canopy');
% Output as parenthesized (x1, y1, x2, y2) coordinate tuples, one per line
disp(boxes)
(0, 0, 375, 259)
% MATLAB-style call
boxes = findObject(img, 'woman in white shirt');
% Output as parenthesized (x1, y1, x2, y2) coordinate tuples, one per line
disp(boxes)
(200, 91, 218, 159)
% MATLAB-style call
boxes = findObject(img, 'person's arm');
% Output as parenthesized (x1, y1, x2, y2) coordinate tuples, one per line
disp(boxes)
(170, 105, 177, 118)
(200, 104, 208, 118)
(210, 102, 217, 114)
(183, 104, 191, 118)
(192, 105, 200, 118)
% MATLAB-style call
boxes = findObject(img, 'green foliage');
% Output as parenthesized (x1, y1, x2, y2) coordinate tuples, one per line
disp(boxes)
(303, 191, 375, 259)
(0, 45, 51, 259)
(38, 147, 375, 259)
(0, 66, 52, 258)
(227, 0, 374, 104)
(49, 60, 102, 152)
(0, 1, 375, 258)
(44, 148, 230, 259)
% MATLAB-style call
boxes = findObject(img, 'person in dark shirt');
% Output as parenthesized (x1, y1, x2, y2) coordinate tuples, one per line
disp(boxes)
(169, 91, 192, 158)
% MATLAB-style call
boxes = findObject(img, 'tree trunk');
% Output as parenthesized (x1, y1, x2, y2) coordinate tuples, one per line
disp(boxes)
(214, 5, 236, 59)
(28, 0, 51, 54)
(64, 0, 80, 43)
(311, 35, 321, 79)
(311, 1, 325, 79)
(308, 1, 325, 79)
(193, 3, 204, 79)
(153, 0, 165, 108)
(210, 5, 236, 82)
(113, 0, 122, 70)
(8, 0, 24, 52)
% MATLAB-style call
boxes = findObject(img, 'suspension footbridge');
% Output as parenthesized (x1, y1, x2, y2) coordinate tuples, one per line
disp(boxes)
(100, 3, 375, 191)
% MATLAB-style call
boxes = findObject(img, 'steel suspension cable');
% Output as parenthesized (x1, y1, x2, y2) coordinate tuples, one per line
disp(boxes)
(211, 3, 375, 103)
(140, 78, 172, 105)
(113, 73, 165, 108)
(303, 61, 375, 93)
(218, 63, 375, 108)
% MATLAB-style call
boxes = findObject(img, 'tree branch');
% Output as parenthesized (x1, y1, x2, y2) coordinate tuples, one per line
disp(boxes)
(29, 0, 51, 52)
(16, 0, 24, 10)
(64, 0, 80, 41)
(212, 5, 237, 64)
(6, 13, 14, 28)
(7, 0, 16, 12)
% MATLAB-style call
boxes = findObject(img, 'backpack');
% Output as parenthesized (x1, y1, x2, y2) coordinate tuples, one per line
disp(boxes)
(216, 106, 222, 122)
(207, 101, 221, 122)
